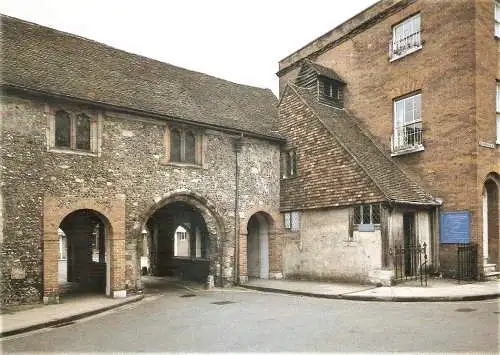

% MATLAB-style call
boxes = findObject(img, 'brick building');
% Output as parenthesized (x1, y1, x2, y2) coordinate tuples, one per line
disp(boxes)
(0, 15, 284, 305)
(277, 0, 499, 281)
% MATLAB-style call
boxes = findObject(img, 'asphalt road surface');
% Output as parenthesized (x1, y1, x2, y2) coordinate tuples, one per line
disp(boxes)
(2, 286, 499, 353)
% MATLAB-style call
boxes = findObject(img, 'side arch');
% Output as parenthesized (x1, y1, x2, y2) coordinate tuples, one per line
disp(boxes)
(482, 172, 500, 270)
(239, 206, 283, 283)
(43, 197, 126, 303)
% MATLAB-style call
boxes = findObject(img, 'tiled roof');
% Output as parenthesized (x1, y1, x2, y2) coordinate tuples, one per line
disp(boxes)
(292, 85, 437, 206)
(304, 60, 345, 84)
(0, 15, 282, 140)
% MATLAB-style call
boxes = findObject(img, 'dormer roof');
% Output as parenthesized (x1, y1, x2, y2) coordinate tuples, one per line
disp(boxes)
(304, 60, 345, 84)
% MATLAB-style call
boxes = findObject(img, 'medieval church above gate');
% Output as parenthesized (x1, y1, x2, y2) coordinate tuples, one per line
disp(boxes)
(0, 15, 284, 305)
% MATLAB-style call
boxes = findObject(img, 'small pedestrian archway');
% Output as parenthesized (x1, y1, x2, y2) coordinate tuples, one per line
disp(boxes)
(246, 212, 272, 279)
(482, 173, 499, 268)
(140, 193, 224, 285)
(58, 209, 108, 295)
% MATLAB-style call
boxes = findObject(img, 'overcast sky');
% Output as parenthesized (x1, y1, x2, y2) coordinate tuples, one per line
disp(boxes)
(0, 0, 377, 96)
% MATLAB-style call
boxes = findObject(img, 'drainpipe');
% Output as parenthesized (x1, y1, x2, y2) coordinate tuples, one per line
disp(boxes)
(233, 135, 243, 285)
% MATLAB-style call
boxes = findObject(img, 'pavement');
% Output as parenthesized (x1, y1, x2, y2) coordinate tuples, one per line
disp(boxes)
(1, 276, 498, 338)
(242, 277, 500, 302)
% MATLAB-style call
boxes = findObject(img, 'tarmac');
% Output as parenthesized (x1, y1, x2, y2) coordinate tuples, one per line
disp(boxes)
(1, 277, 498, 338)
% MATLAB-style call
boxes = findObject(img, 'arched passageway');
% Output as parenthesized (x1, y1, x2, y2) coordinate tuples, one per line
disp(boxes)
(58, 209, 108, 295)
(483, 175, 499, 267)
(142, 201, 212, 282)
(247, 213, 270, 279)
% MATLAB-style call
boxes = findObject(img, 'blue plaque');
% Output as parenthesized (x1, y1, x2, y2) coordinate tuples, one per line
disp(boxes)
(440, 211, 470, 244)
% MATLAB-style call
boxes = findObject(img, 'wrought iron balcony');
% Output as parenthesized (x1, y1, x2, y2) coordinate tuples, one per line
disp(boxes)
(389, 31, 421, 59)
(391, 124, 424, 154)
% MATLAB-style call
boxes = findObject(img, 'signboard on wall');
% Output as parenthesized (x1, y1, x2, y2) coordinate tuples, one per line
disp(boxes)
(440, 211, 471, 244)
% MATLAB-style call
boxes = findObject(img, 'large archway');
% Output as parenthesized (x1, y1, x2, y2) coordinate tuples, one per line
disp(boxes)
(140, 193, 226, 286)
(483, 173, 499, 269)
(58, 209, 108, 295)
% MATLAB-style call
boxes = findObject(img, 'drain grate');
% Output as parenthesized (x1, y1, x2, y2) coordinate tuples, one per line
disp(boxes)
(455, 308, 477, 312)
(51, 321, 75, 328)
(180, 294, 196, 298)
(211, 301, 235, 305)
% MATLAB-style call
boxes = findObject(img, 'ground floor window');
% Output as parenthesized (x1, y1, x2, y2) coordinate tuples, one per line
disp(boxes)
(353, 204, 381, 226)
(283, 211, 300, 232)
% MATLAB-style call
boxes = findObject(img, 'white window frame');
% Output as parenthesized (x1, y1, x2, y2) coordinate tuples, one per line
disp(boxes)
(495, 1, 500, 37)
(391, 93, 424, 155)
(496, 82, 500, 144)
(281, 149, 298, 178)
(390, 13, 422, 61)
(283, 211, 300, 232)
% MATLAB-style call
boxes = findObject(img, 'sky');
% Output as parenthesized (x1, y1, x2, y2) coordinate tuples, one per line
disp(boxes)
(0, 0, 377, 96)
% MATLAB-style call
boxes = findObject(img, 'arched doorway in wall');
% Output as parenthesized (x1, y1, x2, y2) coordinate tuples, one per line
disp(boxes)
(483, 173, 499, 268)
(247, 213, 270, 279)
(58, 209, 108, 295)
(141, 195, 223, 285)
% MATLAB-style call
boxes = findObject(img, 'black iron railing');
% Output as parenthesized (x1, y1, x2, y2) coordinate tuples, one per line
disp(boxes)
(457, 243, 478, 283)
(389, 31, 421, 58)
(389, 242, 428, 286)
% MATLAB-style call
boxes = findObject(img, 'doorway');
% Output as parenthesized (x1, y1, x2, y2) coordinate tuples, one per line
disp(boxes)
(247, 213, 269, 279)
(403, 212, 416, 276)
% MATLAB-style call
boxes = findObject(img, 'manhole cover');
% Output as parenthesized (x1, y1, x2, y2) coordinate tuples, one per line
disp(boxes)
(455, 308, 477, 312)
(180, 294, 196, 298)
(51, 321, 75, 328)
(211, 301, 235, 305)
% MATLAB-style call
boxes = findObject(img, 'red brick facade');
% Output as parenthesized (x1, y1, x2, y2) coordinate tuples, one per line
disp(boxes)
(278, 0, 499, 277)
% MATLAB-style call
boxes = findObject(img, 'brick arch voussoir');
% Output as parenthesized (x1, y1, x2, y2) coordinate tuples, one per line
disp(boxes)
(239, 205, 282, 235)
(139, 189, 226, 241)
(43, 197, 125, 242)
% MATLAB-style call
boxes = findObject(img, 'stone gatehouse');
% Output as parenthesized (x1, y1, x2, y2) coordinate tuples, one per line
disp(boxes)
(1, 15, 284, 305)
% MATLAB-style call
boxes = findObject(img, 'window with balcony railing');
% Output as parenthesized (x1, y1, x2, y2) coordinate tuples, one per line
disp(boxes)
(392, 93, 423, 155)
(496, 82, 500, 144)
(390, 13, 421, 60)
(495, 1, 500, 37)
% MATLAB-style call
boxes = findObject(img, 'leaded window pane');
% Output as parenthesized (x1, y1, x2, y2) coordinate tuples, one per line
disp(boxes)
(291, 211, 300, 231)
(284, 213, 291, 229)
(170, 129, 181, 162)
(185, 131, 196, 163)
(75, 114, 91, 150)
(362, 205, 371, 224)
(354, 206, 361, 225)
(55, 110, 71, 148)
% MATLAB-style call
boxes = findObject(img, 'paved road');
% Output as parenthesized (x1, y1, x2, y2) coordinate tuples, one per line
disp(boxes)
(2, 286, 499, 353)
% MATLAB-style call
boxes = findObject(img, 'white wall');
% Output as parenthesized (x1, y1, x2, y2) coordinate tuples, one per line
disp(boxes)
(283, 208, 382, 283)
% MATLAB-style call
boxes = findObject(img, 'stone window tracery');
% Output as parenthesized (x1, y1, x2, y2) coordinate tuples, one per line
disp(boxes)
(49, 107, 100, 155)
(164, 125, 203, 166)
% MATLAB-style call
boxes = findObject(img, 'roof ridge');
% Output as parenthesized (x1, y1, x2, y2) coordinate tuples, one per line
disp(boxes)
(0, 14, 273, 94)
(2, 14, 280, 139)
(287, 82, 390, 202)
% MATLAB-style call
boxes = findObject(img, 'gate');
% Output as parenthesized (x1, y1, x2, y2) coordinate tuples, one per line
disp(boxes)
(389, 242, 428, 286)
(457, 243, 478, 283)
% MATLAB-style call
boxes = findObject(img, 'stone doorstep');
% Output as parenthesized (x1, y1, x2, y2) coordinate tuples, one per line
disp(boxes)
(368, 269, 393, 287)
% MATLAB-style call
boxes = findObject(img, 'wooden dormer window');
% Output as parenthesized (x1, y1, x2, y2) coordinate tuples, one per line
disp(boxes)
(318, 77, 344, 108)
